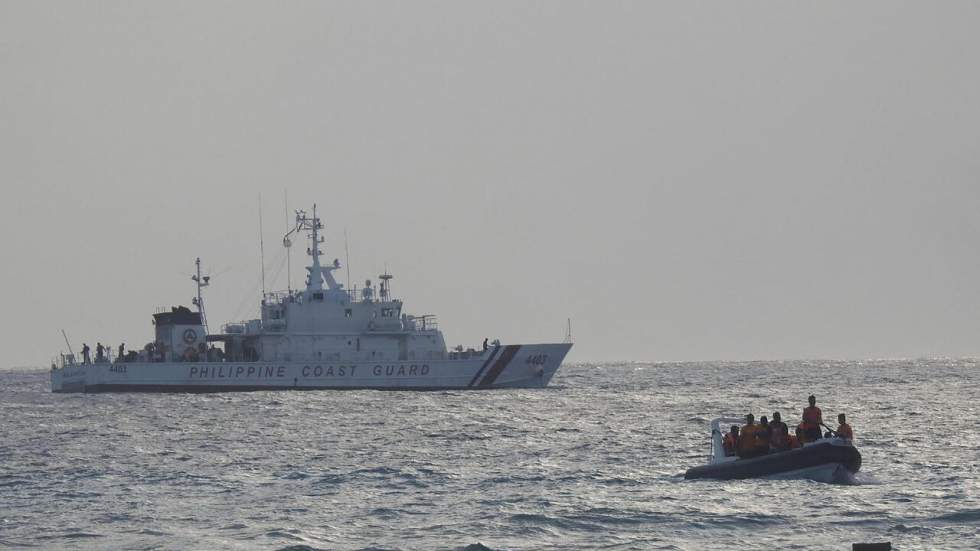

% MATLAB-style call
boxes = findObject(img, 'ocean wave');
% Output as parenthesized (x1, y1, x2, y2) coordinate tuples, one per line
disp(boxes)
(452, 544, 497, 551)
(369, 507, 402, 519)
(35, 532, 105, 540)
(889, 524, 934, 534)
(6, 360, 980, 550)
(508, 512, 608, 532)
(929, 508, 980, 523)
(265, 529, 305, 541)
(423, 431, 493, 441)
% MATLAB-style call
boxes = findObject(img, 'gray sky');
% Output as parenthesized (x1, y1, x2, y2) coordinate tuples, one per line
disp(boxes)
(2, 1, 979, 367)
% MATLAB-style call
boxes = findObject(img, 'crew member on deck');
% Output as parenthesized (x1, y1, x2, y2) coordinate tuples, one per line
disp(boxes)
(483, 338, 488, 352)
(117, 343, 125, 362)
(723, 425, 739, 457)
(96, 342, 104, 362)
(798, 395, 823, 443)
(836, 413, 853, 440)
(81, 343, 91, 364)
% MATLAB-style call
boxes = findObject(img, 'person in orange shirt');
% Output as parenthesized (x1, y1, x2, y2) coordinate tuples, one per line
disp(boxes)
(756, 416, 772, 455)
(836, 413, 854, 440)
(722, 425, 740, 456)
(737, 414, 760, 458)
(799, 395, 823, 443)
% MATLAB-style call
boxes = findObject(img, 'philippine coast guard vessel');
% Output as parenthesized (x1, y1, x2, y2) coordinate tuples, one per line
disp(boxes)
(51, 205, 572, 393)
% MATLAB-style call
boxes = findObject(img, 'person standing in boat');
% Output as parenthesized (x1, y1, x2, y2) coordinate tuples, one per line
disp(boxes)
(836, 413, 854, 440)
(798, 395, 823, 443)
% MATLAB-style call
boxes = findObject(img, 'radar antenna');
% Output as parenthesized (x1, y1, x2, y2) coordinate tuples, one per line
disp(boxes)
(283, 204, 332, 294)
(379, 272, 393, 301)
(191, 257, 211, 333)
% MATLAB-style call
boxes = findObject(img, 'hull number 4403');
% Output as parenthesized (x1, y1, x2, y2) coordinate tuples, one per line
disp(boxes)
(525, 354, 548, 366)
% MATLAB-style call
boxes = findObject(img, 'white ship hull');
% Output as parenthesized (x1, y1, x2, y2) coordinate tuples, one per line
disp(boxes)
(51, 343, 571, 393)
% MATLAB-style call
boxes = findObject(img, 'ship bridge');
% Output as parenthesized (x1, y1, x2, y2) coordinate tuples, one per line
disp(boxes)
(216, 204, 448, 363)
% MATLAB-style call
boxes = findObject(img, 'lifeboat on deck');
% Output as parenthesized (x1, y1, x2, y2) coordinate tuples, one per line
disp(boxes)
(684, 417, 862, 483)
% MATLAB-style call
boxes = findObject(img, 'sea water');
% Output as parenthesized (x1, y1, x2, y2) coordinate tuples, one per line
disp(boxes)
(1, 359, 978, 550)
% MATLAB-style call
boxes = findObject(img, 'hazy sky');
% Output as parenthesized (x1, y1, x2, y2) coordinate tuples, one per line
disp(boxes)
(2, 2, 979, 367)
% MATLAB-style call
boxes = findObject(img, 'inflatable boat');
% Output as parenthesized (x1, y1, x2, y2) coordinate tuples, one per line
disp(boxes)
(684, 417, 862, 483)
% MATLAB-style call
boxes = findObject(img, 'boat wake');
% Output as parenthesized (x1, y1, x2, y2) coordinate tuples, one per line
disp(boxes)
(850, 472, 884, 485)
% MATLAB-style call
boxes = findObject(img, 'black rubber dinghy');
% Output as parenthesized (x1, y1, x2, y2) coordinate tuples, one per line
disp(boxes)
(685, 441, 862, 480)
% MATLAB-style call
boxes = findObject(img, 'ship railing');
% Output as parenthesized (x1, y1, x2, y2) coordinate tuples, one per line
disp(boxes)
(53, 350, 117, 369)
(344, 286, 403, 305)
(221, 320, 259, 335)
(263, 290, 299, 304)
(448, 347, 492, 360)
(53, 354, 77, 369)
(409, 315, 438, 331)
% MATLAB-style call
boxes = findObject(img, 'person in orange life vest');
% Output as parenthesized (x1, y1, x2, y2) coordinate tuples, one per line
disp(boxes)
(737, 414, 760, 458)
(722, 425, 739, 456)
(756, 416, 772, 455)
(769, 411, 790, 451)
(799, 394, 823, 443)
(836, 413, 853, 440)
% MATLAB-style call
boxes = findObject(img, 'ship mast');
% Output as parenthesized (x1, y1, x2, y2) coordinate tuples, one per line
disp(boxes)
(309, 204, 323, 291)
(191, 257, 211, 333)
(284, 204, 327, 294)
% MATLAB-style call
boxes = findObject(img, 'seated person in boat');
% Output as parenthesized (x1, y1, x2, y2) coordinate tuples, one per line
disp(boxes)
(737, 414, 767, 458)
(756, 416, 772, 455)
(722, 425, 739, 456)
(768, 411, 790, 452)
(835, 413, 853, 440)
(797, 394, 823, 443)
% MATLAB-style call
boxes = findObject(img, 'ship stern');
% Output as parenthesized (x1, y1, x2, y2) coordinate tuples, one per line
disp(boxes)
(50, 366, 89, 393)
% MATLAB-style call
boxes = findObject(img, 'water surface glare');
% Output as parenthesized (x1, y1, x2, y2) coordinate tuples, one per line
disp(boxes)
(2, 360, 978, 550)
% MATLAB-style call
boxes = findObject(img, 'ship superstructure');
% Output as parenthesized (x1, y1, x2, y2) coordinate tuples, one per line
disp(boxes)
(51, 205, 571, 392)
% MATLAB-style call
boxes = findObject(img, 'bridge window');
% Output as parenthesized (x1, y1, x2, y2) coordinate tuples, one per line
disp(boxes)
(382, 308, 394, 317)
(345, 308, 352, 318)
